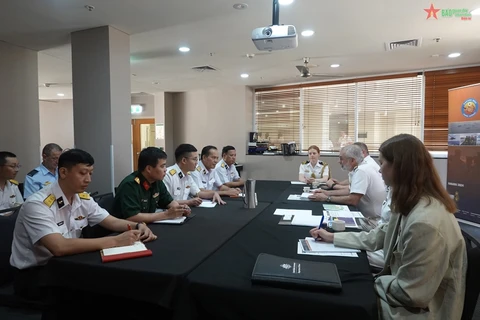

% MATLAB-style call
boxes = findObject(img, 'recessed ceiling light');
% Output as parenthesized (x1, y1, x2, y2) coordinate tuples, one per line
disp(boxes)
(330, 64, 340, 68)
(241, 73, 249, 78)
(470, 8, 480, 15)
(57, 93, 65, 97)
(179, 47, 190, 52)
(279, 0, 294, 5)
(301, 30, 314, 37)
(233, 3, 248, 10)
(448, 52, 461, 58)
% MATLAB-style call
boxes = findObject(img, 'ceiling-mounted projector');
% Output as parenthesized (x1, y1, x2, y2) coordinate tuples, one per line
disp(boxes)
(251, 0, 298, 51)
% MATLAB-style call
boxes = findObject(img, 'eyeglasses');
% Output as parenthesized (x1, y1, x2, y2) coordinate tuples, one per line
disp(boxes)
(187, 157, 199, 162)
(1, 164, 21, 169)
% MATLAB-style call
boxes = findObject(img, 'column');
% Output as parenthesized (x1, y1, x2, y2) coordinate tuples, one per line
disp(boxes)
(71, 26, 131, 194)
(0, 41, 40, 180)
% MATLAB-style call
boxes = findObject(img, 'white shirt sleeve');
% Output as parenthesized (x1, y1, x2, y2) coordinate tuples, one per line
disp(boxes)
(84, 198, 109, 226)
(232, 166, 240, 181)
(213, 170, 223, 189)
(189, 177, 201, 197)
(349, 169, 369, 196)
(21, 201, 61, 245)
(215, 167, 229, 185)
(190, 171, 203, 189)
(163, 173, 174, 195)
(14, 185, 24, 204)
(299, 164, 305, 174)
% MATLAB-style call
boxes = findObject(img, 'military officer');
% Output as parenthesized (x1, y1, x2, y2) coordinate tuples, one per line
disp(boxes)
(190, 145, 241, 197)
(215, 145, 244, 188)
(10, 149, 156, 300)
(113, 147, 190, 223)
(164, 144, 225, 206)
(24, 143, 62, 198)
(0, 151, 24, 215)
(298, 145, 330, 184)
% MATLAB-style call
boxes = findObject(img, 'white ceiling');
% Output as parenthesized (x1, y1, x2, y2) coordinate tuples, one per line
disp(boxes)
(1, 0, 480, 100)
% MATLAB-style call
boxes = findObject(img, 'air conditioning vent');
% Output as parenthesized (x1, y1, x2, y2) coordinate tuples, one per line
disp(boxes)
(191, 65, 217, 72)
(385, 38, 422, 51)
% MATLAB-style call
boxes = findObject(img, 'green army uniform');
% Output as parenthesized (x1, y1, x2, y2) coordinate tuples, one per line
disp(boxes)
(112, 171, 173, 219)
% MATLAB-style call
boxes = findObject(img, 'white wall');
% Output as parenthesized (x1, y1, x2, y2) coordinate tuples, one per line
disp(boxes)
(170, 86, 252, 163)
(39, 99, 74, 149)
(0, 41, 40, 181)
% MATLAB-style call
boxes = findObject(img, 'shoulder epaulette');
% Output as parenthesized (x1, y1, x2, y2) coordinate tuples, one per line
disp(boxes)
(169, 168, 177, 176)
(43, 194, 56, 207)
(134, 177, 140, 184)
(221, 163, 225, 168)
(196, 166, 201, 172)
(302, 160, 310, 165)
(27, 169, 39, 177)
(78, 192, 90, 200)
(9, 179, 19, 185)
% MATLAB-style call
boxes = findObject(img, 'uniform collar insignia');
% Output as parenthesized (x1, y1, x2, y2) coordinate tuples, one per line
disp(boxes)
(179, 172, 184, 179)
(57, 196, 65, 209)
(142, 180, 150, 191)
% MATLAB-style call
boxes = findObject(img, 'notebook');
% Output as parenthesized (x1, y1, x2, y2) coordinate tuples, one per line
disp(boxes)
(152, 213, 196, 224)
(101, 241, 152, 263)
(251, 253, 342, 292)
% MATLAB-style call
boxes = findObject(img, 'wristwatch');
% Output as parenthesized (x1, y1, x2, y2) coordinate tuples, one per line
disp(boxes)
(136, 222, 146, 230)
(326, 196, 332, 202)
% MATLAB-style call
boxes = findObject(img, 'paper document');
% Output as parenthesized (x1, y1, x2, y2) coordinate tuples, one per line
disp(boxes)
(198, 200, 217, 208)
(323, 210, 363, 218)
(291, 181, 306, 185)
(297, 242, 358, 257)
(155, 208, 164, 213)
(300, 237, 360, 253)
(291, 215, 323, 227)
(287, 194, 309, 201)
(153, 216, 187, 224)
(273, 208, 312, 216)
(322, 204, 350, 211)
(102, 241, 147, 256)
(300, 192, 313, 199)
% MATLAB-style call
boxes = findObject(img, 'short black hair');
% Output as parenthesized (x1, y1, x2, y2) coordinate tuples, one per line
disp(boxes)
(42, 143, 62, 156)
(138, 147, 167, 172)
(353, 142, 369, 155)
(201, 145, 217, 159)
(0, 151, 17, 166)
(58, 149, 94, 169)
(222, 145, 236, 156)
(175, 144, 197, 163)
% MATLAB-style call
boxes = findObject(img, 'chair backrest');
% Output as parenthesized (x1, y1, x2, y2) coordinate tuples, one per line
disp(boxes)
(461, 232, 480, 320)
(96, 193, 115, 214)
(82, 193, 114, 239)
(0, 205, 22, 285)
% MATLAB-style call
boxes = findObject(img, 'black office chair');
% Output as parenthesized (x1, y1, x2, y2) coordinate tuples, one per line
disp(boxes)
(82, 193, 115, 239)
(461, 230, 480, 320)
(0, 205, 22, 286)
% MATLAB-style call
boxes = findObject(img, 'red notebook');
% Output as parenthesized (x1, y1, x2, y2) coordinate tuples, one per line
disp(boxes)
(100, 242, 152, 263)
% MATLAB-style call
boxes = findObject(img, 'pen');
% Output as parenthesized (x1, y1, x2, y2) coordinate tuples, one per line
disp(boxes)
(127, 224, 132, 231)
(319, 215, 325, 229)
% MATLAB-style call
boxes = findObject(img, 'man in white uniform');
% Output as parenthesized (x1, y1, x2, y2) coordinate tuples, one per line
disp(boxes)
(164, 144, 224, 206)
(0, 151, 23, 215)
(354, 142, 380, 171)
(191, 145, 241, 197)
(310, 144, 386, 223)
(10, 149, 156, 300)
(215, 146, 244, 188)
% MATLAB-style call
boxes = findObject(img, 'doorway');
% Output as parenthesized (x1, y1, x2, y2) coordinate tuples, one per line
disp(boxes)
(132, 118, 155, 171)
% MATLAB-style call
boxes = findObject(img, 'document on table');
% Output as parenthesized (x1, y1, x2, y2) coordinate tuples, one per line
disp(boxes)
(291, 181, 306, 185)
(198, 200, 217, 208)
(297, 242, 358, 257)
(287, 194, 310, 201)
(291, 215, 324, 227)
(102, 241, 147, 256)
(299, 237, 360, 255)
(153, 216, 187, 224)
(324, 210, 364, 218)
(322, 204, 350, 211)
(273, 208, 312, 216)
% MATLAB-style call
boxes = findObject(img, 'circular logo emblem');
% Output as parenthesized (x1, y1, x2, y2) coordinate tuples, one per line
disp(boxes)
(461, 98, 478, 118)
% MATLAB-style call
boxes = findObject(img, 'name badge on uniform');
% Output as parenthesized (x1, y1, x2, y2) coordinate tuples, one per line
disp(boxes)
(9, 194, 15, 198)
(57, 221, 64, 226)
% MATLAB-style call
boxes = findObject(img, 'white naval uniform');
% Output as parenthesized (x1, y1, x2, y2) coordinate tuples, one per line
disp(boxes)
(298, 161, 330, 180)
(215, 159, 240, 185)
(367, 186, 392, 268)
(0, 180, 24, 215)
(10, 181, 109, 270)
(190, 160, 222, 191)
(163, 163, 201, 201)
(348, 162, 386, 220)
(363, 155, 380, 172)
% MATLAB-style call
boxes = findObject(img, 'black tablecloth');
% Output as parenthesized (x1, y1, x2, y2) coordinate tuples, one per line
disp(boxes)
(184, 201, 378, 320)
(224, 180, 291, 203)
(43, 201, 269, 308)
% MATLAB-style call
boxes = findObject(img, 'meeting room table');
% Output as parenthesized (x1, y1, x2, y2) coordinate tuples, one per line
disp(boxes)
(40, 180, 378, 320)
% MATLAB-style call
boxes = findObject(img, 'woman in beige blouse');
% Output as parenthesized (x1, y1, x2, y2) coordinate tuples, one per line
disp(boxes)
(310, 134, 466, 320)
